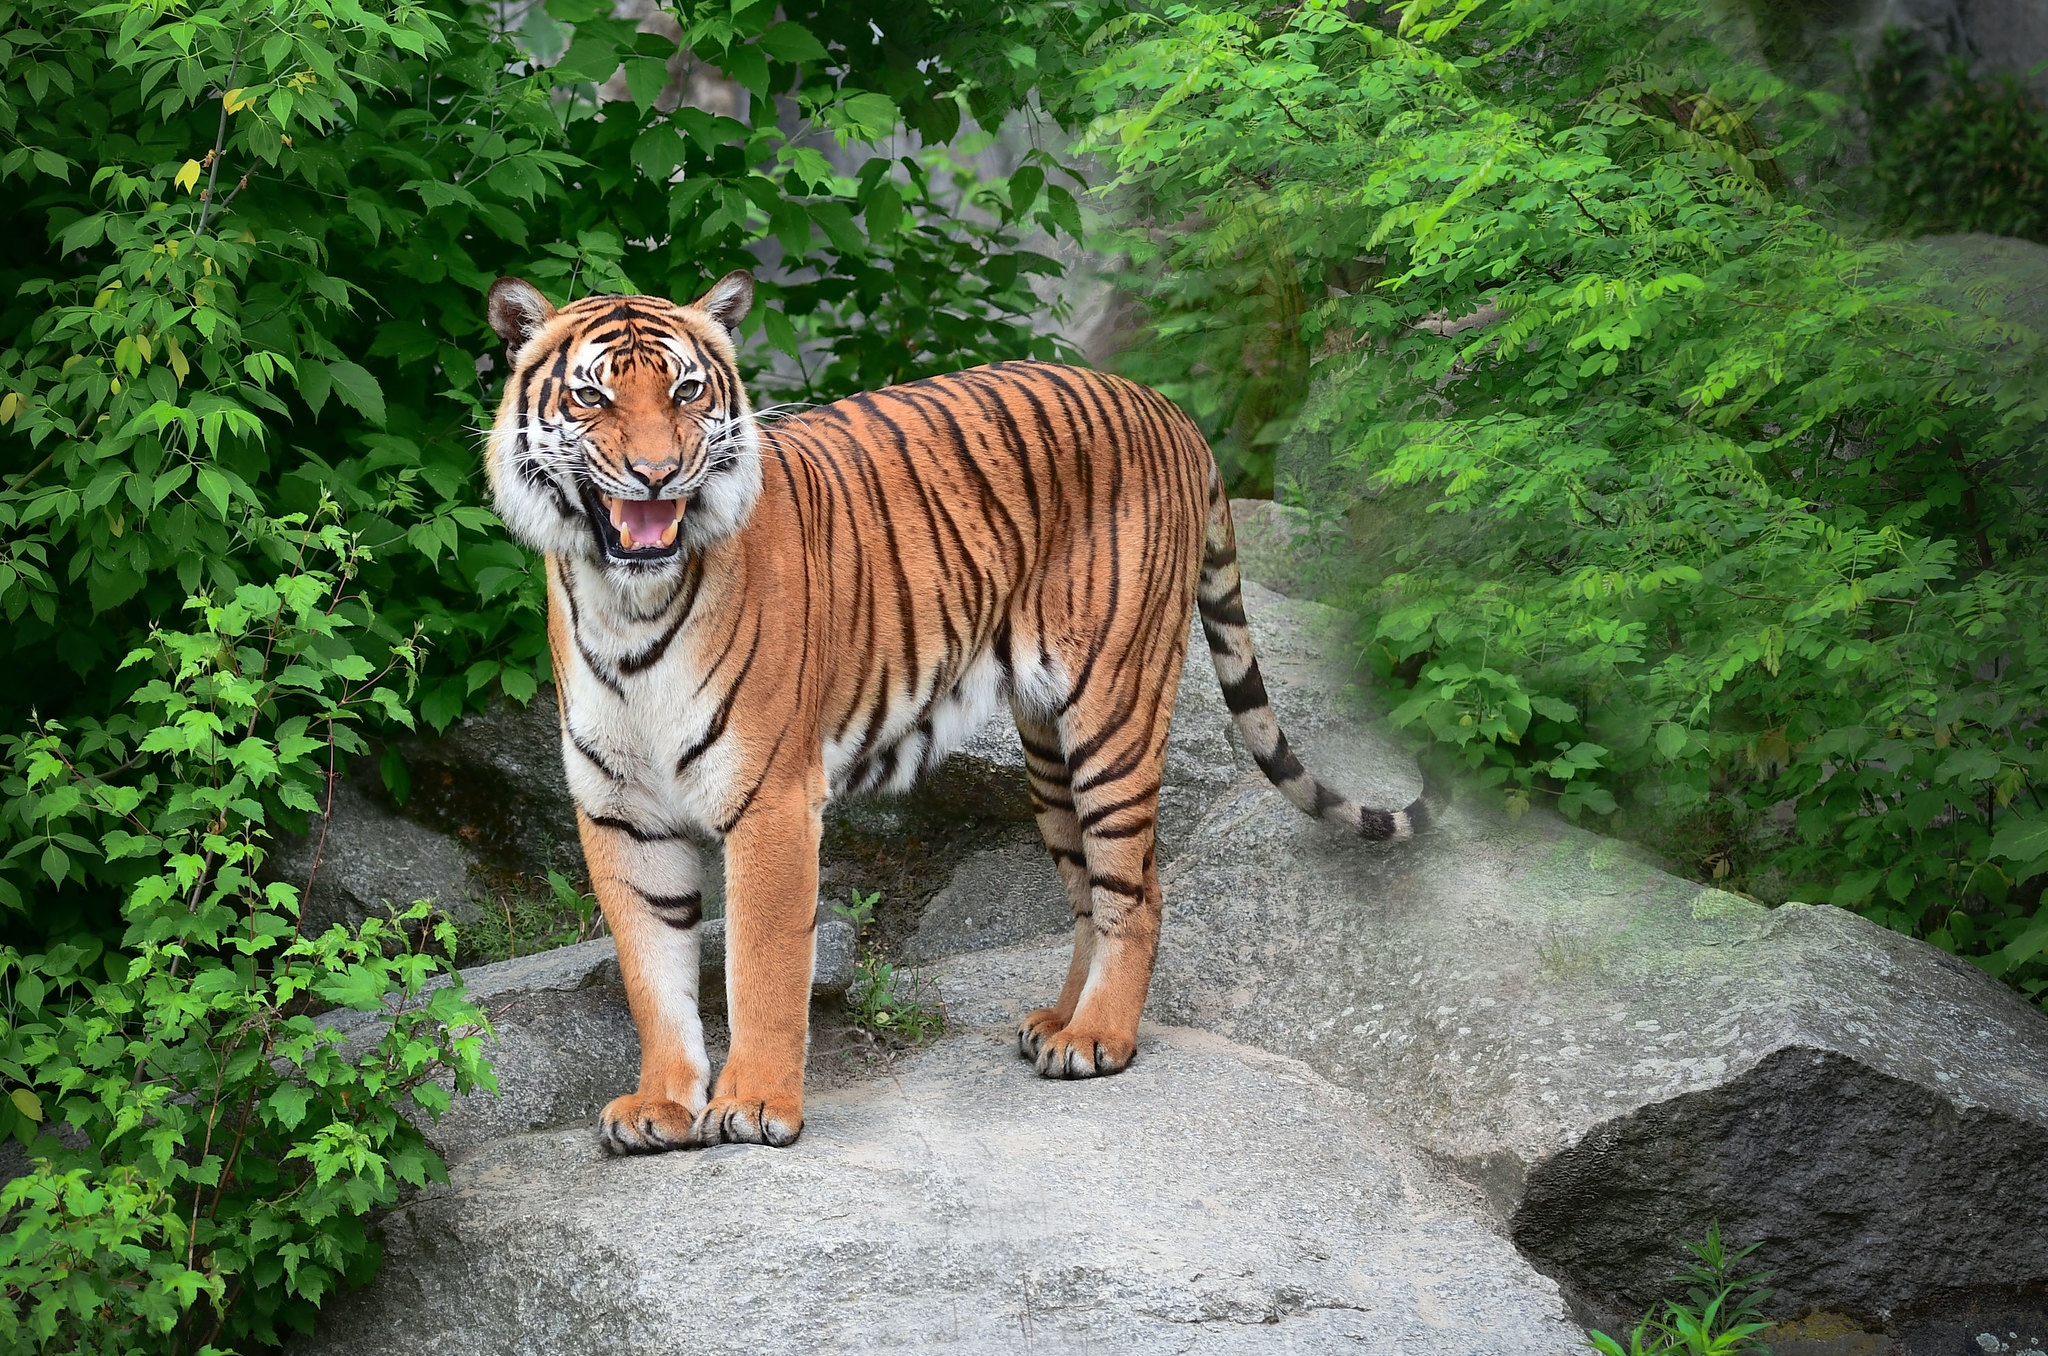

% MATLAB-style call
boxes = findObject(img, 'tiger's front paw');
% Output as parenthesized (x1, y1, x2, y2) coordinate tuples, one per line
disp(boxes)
(1033, 1024, 1136, 1079)
(686, 1092, 804, 1147)
(599, 1093, 701, 1156)
(1017, 1007, 1068, 1061)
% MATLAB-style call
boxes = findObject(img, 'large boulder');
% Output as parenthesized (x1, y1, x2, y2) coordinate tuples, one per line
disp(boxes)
(290, 507, 2048, 1349)
(933, 582, 2048, 1339)
(395, 689, 579, 878)
(298, 1024, 1586, 1356)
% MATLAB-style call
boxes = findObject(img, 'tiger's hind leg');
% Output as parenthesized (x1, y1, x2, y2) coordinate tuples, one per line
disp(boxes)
(1013, 711, 1097, 1062)
(1016, 700, 1173, 1081)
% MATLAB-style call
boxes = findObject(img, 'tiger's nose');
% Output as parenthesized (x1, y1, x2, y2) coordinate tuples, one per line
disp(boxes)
(629, 457, 679, 492)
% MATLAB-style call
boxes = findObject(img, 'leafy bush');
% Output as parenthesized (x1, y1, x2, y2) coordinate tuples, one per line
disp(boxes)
(0, 1, 1082, 1337)
(1863, 29, 2048, 243)
(0, 0, 1085, 949)
(0, 512, 492, 1352)
(1068, 0, 2048, 1005)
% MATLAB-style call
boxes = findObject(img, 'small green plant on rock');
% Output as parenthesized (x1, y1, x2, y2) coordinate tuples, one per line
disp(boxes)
(459, 867, 606, 965)
(833, 889, 943, 1045)
(1588, 1224, 1776, 1356)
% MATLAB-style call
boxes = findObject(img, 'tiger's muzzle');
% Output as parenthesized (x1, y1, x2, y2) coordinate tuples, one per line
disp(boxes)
(580, 483, 686, 562)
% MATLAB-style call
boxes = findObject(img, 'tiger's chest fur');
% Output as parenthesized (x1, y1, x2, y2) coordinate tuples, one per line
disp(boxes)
(547, 531, 1053, 840)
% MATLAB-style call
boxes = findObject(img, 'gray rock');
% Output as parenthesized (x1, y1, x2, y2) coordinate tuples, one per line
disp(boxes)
(1023, 584, 2047, 1332)
(905, 839, 1073, 961)
(299, 1025, 1585, 1356)
(1853, 0, 2048, 100)
(266, 776, 488, 934)
(697, 915, 858, 996)
(326, 922, 856, 1162)
(396, 689, 579, 876)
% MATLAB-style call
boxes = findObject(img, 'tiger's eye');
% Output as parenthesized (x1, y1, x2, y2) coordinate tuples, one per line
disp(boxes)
(673, 378, 705, 405)
(573, 386, 608, 408)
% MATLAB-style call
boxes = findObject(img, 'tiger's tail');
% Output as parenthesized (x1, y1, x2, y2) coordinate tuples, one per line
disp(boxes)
(1196, 472, 1447, 840)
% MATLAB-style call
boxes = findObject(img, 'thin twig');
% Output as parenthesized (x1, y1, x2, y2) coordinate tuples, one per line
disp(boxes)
(1564, 188, 1616, 236)
(1274, 98, 1323, 143)
(194, 28, 247, 239)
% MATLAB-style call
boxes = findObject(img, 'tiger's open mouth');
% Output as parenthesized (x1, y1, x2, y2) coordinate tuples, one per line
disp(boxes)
(581, 485, 685, 562)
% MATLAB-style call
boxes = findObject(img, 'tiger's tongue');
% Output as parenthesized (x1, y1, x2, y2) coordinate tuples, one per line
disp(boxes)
(616, 497, 681, 548)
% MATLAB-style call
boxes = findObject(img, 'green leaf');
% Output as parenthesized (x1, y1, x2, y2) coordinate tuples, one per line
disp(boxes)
(632, 125, 687, 182)
(1654, 724, 1687, 760)
(763, 306, 800, 358)
(298, 358, 332, 416)
(9, 1089, 42, 1123)
(1990, 817, 2048, 864)
(554, 32, 623, 84)
(808, 201, 864, 256)
(381, 746, 411, 805)
(195, 466, 232, 520)
(1009, 165, 1044, 219)
(499, 667, 538, 704)
(864, 182, 903, 242)
(325, 361, 386, 426)
(268, 1084, 313, 1130)
(622, 56, 668, 112)
(757, 21, 827, 63)
(719, 44, 769, 97)
(421, 681, 467, 732)
(2005, 922, 2048, 969)
(314, 965, 392, 1012)
(57, 213, 106, 253)
(833, 92, 899, 141)
(1043, 184, 1083, 240)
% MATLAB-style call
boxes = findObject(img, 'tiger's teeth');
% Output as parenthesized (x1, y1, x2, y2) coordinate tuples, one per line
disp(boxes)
(658, 518, 678, 548)
(609, 497, 625, 530)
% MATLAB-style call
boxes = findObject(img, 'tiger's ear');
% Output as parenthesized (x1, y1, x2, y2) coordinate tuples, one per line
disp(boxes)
(691, 270, 753, 339)
(487, 277, 555, 355)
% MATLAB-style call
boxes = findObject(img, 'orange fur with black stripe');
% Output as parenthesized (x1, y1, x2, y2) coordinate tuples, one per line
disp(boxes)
(485, 271, 1436, 1153)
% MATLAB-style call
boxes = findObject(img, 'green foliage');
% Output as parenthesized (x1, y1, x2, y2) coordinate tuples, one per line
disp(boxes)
(1587, 1224, 1775, 1356)
(1863, 30, 2048, 243)
(459, 866, 605, 965)
(0, 515, 492, 1352)
(833, 889, 943, 1043)
(0, 0, 1081, 948)
(1068, 0, 2048, 1007)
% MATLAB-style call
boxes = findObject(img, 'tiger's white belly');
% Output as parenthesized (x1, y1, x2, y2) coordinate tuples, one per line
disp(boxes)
(558, 571, 1074, 831)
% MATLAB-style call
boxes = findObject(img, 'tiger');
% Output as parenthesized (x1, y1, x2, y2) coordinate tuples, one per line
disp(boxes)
(483, 270, 1439, 1154)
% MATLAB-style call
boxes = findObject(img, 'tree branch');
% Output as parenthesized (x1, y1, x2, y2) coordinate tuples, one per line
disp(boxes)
(193, 28, 247, 239)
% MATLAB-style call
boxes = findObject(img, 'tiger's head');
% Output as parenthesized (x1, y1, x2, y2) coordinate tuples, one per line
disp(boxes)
(484, 272, 760, 574)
